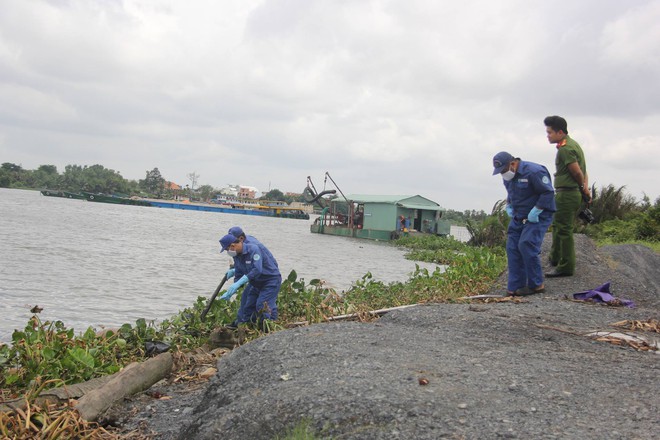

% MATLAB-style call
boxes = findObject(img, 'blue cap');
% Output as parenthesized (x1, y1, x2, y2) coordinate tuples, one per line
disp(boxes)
(228, 226, 244, 238)
(219, 233, 238, 252)
(492, 151, 514, 175)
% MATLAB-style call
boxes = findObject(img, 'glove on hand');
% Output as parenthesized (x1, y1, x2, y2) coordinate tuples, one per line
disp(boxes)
(505, 204, 514, 218)
(527, 207, 543, 223)
(220, 275, 249, 300)
(226, 268, 235, 279)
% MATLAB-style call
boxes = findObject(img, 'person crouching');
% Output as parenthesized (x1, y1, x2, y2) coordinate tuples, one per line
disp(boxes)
(219, 231, 282, 330)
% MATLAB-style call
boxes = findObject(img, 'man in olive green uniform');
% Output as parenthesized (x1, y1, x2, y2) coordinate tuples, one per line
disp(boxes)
(543, 116, 591, 277)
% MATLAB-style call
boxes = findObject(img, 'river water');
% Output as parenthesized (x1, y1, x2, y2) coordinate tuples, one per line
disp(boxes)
(0, 188, 468, 342)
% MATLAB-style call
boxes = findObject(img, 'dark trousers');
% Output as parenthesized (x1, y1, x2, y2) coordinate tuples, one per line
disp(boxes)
(550, 191, 581, 275)
(506, 214, 553, 291)
(237, 276, 281, 324)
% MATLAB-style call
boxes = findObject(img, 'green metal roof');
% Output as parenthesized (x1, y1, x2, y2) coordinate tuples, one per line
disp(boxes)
(396, 202, 443, 211)
(346, 194, 415, 203)
(345, 194, 443, 210)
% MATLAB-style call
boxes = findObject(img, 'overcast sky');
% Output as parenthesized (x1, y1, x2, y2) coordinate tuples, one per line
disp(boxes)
(1, 0, 658, 212)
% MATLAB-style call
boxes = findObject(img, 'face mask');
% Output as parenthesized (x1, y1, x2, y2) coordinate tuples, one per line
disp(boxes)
(227, 250, 238, 257)
(502, 170, 515, 181)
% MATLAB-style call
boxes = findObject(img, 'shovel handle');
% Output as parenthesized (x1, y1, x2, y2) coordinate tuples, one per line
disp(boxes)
(200, 274, 229, 321)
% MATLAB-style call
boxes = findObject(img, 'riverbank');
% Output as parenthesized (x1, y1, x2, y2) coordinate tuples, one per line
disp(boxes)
(106, 234, 659, 439)
(2, 188, 450, 342)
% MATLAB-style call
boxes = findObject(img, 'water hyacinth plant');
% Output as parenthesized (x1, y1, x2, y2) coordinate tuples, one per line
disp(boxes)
(1, 233, 506, 439)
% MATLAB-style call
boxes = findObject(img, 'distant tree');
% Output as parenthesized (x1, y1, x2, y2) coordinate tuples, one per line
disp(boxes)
(38, 165, 58, 175)
(141, 167, 166, 196)
(589, 184, 641, 222)
(61, 165, 85, 191)
(0, 162, 20, 188)
(125, 179, 141, 194)
(261, 188, 286, 202)
(30, 164, 60, 189)
(635, 197, 659, 241)
(0, 162, 25, 188)
(197, 184, 215, 201)
(187, 171, 200, 190)
(1, 163, 23, 173)
(0, 168, 9, 187)
(466, 200, 508, 247)
(78, 164, 129, 194)
(0, 162, 145, 195)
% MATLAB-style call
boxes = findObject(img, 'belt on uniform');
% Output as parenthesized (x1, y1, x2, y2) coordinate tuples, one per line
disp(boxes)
(555, 187, 579, 192)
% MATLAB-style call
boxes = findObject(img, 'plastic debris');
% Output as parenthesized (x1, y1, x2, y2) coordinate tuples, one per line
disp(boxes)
(572, 282, 635, 308)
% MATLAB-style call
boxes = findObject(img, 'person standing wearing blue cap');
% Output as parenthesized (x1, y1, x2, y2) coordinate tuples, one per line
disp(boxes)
(219, 228, 282, 330)
(492, 151, 556, 296)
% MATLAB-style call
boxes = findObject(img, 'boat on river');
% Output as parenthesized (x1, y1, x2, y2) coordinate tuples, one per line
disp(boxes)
(40, 189, 86, 200)
(306, 173, 451, 241)
(148, 199, 310, 219)
(45, 190, 311, 219)
(83, 192, 153, 206)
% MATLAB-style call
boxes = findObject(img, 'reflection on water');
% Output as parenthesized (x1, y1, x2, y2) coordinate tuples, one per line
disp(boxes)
(0, 189, 467, 341)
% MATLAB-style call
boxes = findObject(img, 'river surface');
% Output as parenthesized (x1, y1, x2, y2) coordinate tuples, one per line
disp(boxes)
(0, 188, 468, 341)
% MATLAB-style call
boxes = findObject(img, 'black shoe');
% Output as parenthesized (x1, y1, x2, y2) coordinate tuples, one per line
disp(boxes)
(512, 286, 545, 296)
(545, 270, 572, 278)
(225, 320, 238, 330)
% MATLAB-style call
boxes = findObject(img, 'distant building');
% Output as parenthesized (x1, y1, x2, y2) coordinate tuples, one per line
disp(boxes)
(218, 184, 259, 199)
(164, 181, 182, 200)
(238, 185, 259, 199)
(239, 185, 259, 199)
(218, 185, 240, 197)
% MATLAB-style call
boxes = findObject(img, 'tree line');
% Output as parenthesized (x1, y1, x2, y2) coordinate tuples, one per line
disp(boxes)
(1, 163, 140, 195)
(0, 162, 307, 203)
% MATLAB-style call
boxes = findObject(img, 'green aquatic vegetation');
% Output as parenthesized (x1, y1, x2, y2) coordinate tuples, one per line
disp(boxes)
(1, 236, 506, 396)
(396, 234, 467, 252)
(0, 297, 242, 392)
(331, 237, 506, 311)
(277, 270, 344, 324)
(0, 316, 125, 390)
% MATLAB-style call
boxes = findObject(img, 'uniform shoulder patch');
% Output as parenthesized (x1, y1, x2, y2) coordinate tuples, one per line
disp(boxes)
(542, 176, 550, 184)
(253, 254, 261, 261)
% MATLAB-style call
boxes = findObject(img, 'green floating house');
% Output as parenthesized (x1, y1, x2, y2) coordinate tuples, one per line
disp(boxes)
(310, 194, 451, 241)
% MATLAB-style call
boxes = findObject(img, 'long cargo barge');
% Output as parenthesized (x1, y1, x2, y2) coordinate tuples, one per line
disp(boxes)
(42, 190, 310, 219)
(148, 200, 309, 219)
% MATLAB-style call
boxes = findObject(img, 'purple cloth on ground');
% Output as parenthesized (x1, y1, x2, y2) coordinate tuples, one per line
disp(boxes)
(572, 282, 635, 308)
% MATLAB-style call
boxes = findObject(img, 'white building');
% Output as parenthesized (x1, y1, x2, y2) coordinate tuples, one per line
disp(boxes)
(218, 184, 260, 199)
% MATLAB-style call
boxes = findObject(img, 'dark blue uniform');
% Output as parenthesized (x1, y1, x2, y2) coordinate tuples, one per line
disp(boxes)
(232, 242, 281, 324)
(503, 161, 556, 291)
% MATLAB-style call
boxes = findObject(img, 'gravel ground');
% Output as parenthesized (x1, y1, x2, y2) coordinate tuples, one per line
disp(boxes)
(110, 234, 659, 439)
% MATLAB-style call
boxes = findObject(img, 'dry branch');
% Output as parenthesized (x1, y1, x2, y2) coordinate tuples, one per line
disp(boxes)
(287, 304, 420, 327)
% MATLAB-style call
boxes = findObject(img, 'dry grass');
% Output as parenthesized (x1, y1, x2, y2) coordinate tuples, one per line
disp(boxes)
(612, 318, 660, 333)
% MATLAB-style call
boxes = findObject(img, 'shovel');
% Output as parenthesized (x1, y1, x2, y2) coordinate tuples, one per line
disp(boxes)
(200, 274, 229, 321)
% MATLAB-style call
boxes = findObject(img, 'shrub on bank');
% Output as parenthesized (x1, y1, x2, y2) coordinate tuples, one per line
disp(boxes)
(583, 194, 659, 248)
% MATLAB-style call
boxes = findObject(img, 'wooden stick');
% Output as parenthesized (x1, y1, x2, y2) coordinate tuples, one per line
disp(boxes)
(287, 304, 420, 327)
(458, 294, 506, 300)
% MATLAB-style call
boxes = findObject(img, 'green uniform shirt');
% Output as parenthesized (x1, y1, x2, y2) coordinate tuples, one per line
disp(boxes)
(554, 135, 587, 188)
